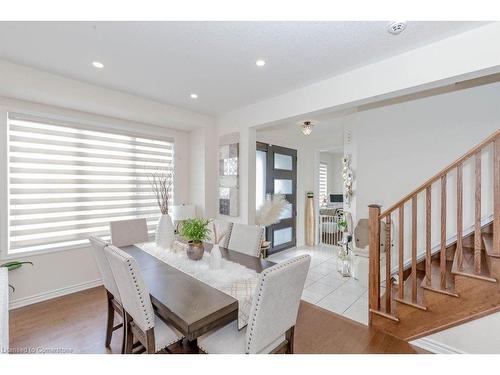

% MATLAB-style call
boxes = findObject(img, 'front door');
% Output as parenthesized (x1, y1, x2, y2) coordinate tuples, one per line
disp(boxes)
(257, 142, 297, 254)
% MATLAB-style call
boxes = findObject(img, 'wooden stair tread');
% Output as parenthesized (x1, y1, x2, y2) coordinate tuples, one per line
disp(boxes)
(451, 245, 497, 283)
(390, 270, 427, 311)
(420, 258, 459, 297)
(483, 233, 500, 258)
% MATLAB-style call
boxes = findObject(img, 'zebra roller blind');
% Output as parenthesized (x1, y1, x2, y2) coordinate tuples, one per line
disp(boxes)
(7, 113, 174, 254)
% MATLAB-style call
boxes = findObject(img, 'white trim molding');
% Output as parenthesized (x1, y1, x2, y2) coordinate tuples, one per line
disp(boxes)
(9, 278, 102, 310)
(411, 337, 466, 354)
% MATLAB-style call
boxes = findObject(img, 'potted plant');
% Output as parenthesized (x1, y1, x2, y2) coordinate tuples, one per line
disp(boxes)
(148, 168, 174, 249)
(337, 218, 348, 233)
(180, 218, 211, 261)
(1, 261, 33, 292)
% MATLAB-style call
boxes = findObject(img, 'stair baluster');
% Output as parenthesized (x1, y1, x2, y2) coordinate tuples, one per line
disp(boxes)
(411, 196, 418, 303)
(398, 205, 404, 300)
(425, 186, 432, 285)
(456, 163, 464, 271)
(440, 175, 447, 290)
(494, 139, 500, 254)
(368, 204, 381, 322)
(385, 214, 392, 313)
(475, 152, 482, 273)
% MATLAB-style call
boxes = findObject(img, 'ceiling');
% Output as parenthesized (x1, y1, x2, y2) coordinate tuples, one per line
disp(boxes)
(0, 21, 488, 115)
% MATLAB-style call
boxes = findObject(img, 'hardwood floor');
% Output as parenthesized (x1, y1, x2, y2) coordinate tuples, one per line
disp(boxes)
(8, 286, 425, 354)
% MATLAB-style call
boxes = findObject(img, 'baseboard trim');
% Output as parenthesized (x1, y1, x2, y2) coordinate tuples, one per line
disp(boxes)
(9, 278, 103, 310)
(410, 337, 466, 354)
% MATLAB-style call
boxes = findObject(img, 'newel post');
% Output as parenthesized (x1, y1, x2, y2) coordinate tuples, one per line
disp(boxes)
(494, 138, 500, 253)
(368, 204, 381, 325)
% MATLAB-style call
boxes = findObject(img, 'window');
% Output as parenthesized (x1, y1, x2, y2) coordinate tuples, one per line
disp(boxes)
(6, 113, 174, 254)
(256, 149, 267, 209)
(319, 162, 328, 207)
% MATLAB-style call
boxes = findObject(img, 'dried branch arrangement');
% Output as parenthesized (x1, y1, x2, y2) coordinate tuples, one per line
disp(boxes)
(148, 168, 174, 215)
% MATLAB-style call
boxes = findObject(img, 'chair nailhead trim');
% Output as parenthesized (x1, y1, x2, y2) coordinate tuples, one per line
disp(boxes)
(245, 254, 309, 353)
(111, 247, 153, 330)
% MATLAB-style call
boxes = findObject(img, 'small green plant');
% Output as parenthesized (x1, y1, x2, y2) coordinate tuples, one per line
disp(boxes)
(1, 261, 34, 292)
(337, 219, 348, 232)
(180, 218, 211, 243)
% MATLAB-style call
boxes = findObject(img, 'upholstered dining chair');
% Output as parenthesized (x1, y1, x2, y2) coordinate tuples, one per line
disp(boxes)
(89, 235, 126, 353)
(104, 245, 184, 354)
(207, 219, 233, 248)
(110, 218, 149, 247)
(226, 223, 264, 257)
(197, 254, 311, 354)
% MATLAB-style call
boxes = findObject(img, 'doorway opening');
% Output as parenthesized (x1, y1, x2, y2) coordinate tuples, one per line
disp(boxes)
(317, 149, 344, 247)
(256, 142, 297, 254)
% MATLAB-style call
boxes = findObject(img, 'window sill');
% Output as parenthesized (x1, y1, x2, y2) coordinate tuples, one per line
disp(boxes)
(1, 242, 91, 261)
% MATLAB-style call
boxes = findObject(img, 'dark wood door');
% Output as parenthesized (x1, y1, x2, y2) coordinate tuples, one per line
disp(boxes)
(257, 142, 297, 254)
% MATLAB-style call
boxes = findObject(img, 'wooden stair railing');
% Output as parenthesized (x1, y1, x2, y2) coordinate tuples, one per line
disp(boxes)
(369, 130, 500, 324)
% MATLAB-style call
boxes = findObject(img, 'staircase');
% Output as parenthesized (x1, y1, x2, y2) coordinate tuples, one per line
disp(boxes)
(368, 130, 500, 341)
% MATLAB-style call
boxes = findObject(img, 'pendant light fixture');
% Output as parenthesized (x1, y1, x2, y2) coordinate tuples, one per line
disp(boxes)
(301, 120, 314, 136)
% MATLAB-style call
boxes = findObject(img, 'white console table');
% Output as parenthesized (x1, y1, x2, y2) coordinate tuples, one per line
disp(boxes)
(0, 268, 8, 354)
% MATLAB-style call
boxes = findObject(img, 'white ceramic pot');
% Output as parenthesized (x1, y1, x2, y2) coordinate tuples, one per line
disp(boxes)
(155, 214, 174, 249)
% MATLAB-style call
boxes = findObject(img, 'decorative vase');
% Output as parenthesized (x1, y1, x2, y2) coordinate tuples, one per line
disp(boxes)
(339, 257, 351, 277)
(187, 241, 204, 261)
(155, 214, 174, 249)
(209, 244, 223, 270)
(337, 233, 352, 277)
(305, 192, 315, 246)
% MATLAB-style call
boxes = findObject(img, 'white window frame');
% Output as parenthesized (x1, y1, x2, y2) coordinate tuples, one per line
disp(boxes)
(319, 162, 328, 207)
(0, 109, 8, 260)
(0, 107, 176, 260)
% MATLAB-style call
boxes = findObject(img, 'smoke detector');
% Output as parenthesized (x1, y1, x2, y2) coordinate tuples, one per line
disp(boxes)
(387, 21, 407, 35)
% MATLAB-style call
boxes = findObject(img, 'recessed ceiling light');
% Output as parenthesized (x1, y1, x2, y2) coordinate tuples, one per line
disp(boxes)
(255, 59, 266, 67)
(190, 93, 198, 99)
(92, 61, 104, 69)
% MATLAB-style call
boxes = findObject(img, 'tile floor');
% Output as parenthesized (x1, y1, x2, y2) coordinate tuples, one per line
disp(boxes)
(268, 245, 369, 325)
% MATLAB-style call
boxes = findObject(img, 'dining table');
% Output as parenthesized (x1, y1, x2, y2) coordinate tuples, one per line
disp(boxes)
(119, 242, 275, 343)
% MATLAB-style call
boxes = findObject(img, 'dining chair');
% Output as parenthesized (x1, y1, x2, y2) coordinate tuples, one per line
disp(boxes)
(208, 219, 233, 248)
(226, 223, 264, 257)
(110, 218, 149, 247)
(89, 235, 126, 353)
(197, 254, 311, 354)
(104, 244, 184, 354)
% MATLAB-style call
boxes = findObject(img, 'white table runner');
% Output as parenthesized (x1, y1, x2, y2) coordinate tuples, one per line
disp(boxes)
(136, 242, 259, 329)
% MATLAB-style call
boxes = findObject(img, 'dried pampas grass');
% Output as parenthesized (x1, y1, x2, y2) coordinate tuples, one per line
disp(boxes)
(256, 194, 289, 226)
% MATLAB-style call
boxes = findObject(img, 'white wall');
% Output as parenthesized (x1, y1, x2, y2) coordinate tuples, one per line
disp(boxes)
(0, 62, 215, 308)
(189, 127, 217, 218)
